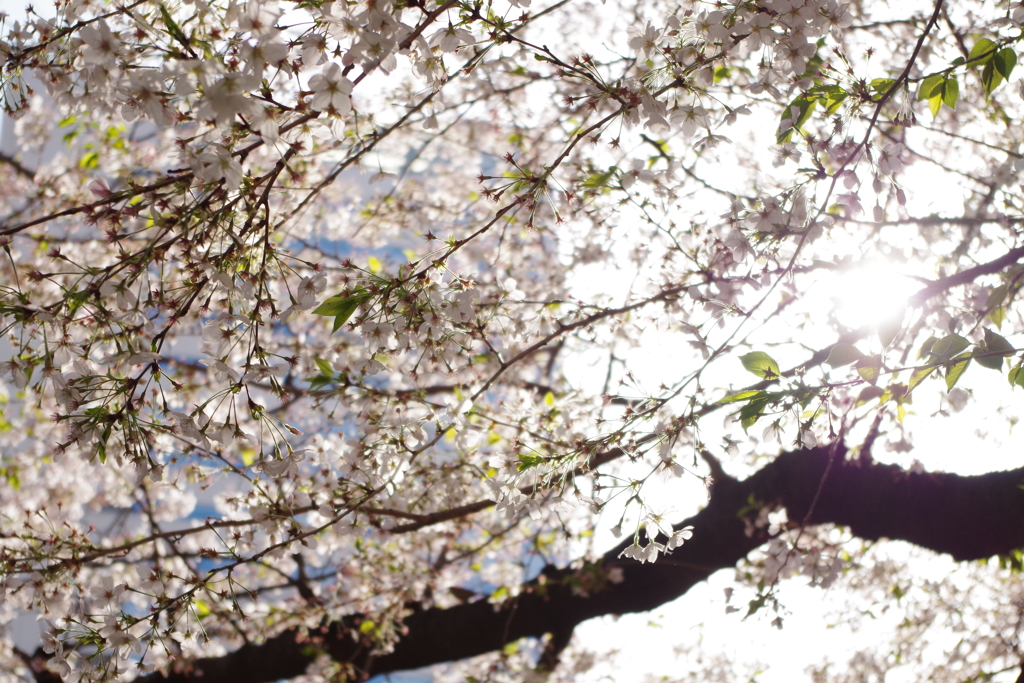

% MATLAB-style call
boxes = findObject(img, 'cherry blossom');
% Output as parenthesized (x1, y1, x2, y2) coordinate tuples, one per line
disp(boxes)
(308, 62, 354, 113)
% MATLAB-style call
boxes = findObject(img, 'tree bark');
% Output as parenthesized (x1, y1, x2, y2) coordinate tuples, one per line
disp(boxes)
(141, 446, 1024, 682)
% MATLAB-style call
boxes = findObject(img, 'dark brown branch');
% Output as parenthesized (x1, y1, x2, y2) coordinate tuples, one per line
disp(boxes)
(911, 244, 1024, 304)
(139, 446, 1024, 683)
(0, 152, 35, 180)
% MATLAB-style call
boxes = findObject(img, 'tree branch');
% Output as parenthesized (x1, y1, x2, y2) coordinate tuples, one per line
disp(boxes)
(139, 446, 1024, 683)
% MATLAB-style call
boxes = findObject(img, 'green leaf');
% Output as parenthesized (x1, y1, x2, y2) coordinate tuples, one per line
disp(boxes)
(945, 353, 971, 391)
(869, 78, 896, 97)
(776, 95, 816, 144)
(717, 390, 768, 405)
(307, 374, 333, 389)
(917, 74, 944, 101)
(517, 454, 545, 471)
(78, 151, 100, 170)
(985, 328, 1014, 354)
(826, 343, 864, 367)
(313, 293, 355, 316)
(746, 594, 768, 617)
(159, 3, 192, 52)
(987, 284, 1009, 327)
(856, 385, 885, 406)
(976, 328, 1015, 369)
(314, 357, 334, 376)
(583, 170, 613, 189)
(942, 76, 959, 109)
(856, 355, 882, 385)
(995, 48, 1017, 79)
(982, 60, 1006, 94)
(740, 352, 780, 380)
(312, 291, 372, 333)
(1009, 363, 1024, 389)
(738, 398, 769, 429)
(968, 38, 997, 65)
(930, 333, 970, 360)
(976, 354, 1004, 370)
(97, 423, 112, 464)
(908, 366, 934, 393)
(986, 284, 1009, 308)
(918, 336, 938, 359)
(809, 84, 849, 114)
(928, 93, 942, 118)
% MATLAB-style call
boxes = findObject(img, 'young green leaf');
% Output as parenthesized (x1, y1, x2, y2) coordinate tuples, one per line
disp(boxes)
(517, 454, 545, 471)
(856, 385, 885, 406)
(908, 366, 934, 392)
(982, 60, 1006, 93)
(986, 284, 1009, 308)
(995, 48, 1017, 79)
(968, 38, 997, 65)
(917, 73, 944, 100)
(717, 390, 769, 405)
(1009, 363, 1024, 389)
(975, 328, 1015, 369)
(739, 398, 770, 429)
(776, 95, 816, 144)
(312, 291, 372, 333)
(159, 4, 192, 53)
(942, 76, 959, 109)
(930, 333, 970, 360)
(314, 357, 334, 376)
(984, 328, 1014, 354)
(869, 78, 897, 98)
(856, 355, 882, 385)
(826, 343, 864, 367)
(918, 336, 939, 359)
(740, 352, 781, 380)
(945, 354, 971, 391)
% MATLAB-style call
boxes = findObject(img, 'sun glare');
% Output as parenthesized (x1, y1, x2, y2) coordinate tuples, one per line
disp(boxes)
(828, 261, 918, 332)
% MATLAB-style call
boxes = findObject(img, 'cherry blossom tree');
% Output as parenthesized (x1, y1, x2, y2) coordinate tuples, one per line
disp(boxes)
(2, 0, 1024, 680)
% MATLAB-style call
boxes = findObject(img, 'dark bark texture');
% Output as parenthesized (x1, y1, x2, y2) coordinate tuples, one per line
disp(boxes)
(139, 446, 1024, 683)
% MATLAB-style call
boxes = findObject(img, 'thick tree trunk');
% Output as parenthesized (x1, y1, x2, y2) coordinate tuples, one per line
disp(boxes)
(140, 446, 1024, 683)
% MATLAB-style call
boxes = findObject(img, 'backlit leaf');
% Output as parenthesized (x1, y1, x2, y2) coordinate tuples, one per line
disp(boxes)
(995, 48, 1017, 79)
(856, 355, 882, 385)
(740, 352, 780, 380)
(942, 76, 959, 109)
(917, 74, 944, 100)
(930, 334, 970, 360)
(945, 354, 971, 392)
(908, 366, 933, 392)
(968, 38, 997, 65)
(717, 390, 769, 405)
(312, 291, 372, 333)
(975, 328, 1015, 369)
(856, 385, 885, 406)
(826, 343, 864, 367)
